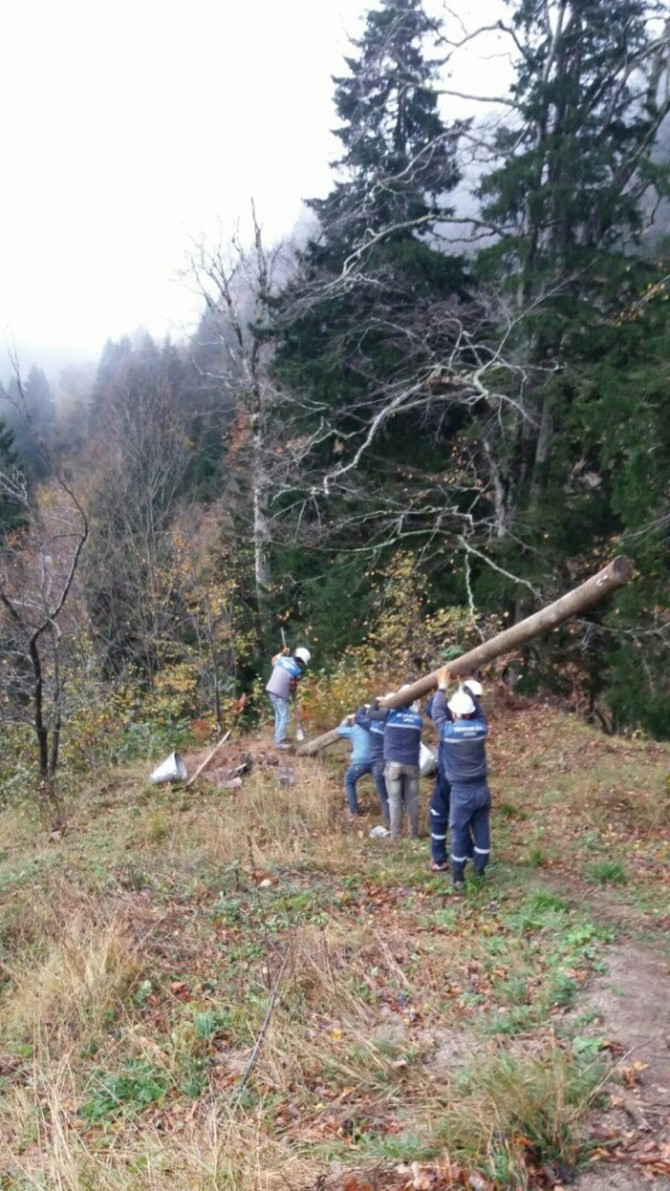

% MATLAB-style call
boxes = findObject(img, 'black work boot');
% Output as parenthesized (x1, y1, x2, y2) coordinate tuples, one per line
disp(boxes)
(452, 860, 466, 892)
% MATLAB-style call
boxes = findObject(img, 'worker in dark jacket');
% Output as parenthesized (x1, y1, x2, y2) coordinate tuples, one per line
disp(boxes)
(367, 687, 423, 840)
(425, 692, 452, 872)
(427, 681, 483, 872)
(431, 668, 490, 889)
(354, 703, 390, 827)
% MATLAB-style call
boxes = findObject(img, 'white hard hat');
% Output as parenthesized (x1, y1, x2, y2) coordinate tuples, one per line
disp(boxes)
(294, 647, 311, 665)
(448, 688, 475, 716)
(465, 679, 483, 696)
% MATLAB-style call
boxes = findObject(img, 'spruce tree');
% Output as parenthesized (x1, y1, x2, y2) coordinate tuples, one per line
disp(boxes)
(273, 0, 474, 653)
(476, 0, 670, 540)
(5, 367, 56, 480)
(466, 0, 670, 727)
(0, 415, 25, 537)
(310, 0, 462, 256)
(567, 277, 670, 735)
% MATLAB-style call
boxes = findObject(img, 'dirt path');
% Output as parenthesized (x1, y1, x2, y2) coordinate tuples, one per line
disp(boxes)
(571, 941, 670, 1189)
(523, 869, 670, 1186)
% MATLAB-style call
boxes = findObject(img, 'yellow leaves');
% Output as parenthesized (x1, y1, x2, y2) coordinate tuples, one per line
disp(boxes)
(296, 553, 503, 729)
(617, 1059, 649, 1090)
(154, 663, 199, 697)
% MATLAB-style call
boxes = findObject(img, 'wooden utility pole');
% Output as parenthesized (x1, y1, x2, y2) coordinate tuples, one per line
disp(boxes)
(297, 556, 633, 756)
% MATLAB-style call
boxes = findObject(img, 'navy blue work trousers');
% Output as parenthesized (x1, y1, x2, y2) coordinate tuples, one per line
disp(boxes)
(371, 759, 390, 825)
(450, 780, 491, 882)
(429, 764, 451, 866)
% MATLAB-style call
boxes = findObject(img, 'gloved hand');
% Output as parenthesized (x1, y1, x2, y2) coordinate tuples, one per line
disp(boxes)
(436, 665, 451, 690)
(463, 678, 483, 696)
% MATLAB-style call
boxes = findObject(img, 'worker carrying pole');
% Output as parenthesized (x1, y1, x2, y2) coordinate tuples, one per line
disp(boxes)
(297, 556, 633, 756)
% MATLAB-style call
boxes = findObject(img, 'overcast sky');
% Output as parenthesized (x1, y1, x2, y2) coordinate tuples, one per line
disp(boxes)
(0, 0, 508, 378)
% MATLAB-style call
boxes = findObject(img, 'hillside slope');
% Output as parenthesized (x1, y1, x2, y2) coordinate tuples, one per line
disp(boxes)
(0, 701, 669, 1190)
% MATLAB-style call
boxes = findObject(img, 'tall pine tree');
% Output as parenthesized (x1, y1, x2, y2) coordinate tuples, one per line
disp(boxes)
(475, 0, 670, 547)
(464, 0, 670, 726)
(0, 415, 26, 537)
(310, 0, 461, 255)
(272, 0, 476, 653)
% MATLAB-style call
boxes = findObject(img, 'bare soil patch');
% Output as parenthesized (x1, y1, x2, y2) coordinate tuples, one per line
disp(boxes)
(574, 943, 670, 1189)
(174, 736, 302, 792)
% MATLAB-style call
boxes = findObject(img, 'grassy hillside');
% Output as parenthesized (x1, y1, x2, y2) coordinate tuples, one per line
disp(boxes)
(0, 699, 669, 1190)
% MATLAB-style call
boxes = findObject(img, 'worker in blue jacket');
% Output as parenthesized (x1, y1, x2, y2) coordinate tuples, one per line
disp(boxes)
(367, 687, 423, 840)
(431, 668, 490, 889)
(354, 703, 390, 827)
(425, 692, 452, 872)
(426, 681, 483, 872)
(337, 714, 373, 815)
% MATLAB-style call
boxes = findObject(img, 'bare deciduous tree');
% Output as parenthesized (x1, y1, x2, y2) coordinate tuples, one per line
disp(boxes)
(188, 207, 295, 639)
(82, 355, 190, 680)
(0, 375, 88, 829)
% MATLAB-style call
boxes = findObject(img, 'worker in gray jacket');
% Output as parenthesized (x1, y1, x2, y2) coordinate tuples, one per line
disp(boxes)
(431, 668, 491, 889)
(265, 647, 311, 747)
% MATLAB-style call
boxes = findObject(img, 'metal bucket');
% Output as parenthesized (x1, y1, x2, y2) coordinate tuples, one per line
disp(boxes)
(149, 751, 188, 784)
(419, 742, 438, 777)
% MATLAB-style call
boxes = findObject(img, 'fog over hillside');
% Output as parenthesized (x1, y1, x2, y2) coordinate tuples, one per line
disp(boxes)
(0, 340, 95, 389)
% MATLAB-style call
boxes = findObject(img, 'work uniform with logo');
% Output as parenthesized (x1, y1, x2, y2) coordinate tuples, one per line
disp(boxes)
(425, 693, 452, 870)
(431, 686, 490, 885)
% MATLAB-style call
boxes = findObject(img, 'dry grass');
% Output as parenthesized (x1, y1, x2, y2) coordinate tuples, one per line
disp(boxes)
(106, 757, 339, 880)
(442, 1042, 608, 1185)
(194, 758, 336, 862)
(490, 707, 670, 884)
(253, 923, 419, 1101)
(3, 1064, 310, 1190)
(2, 892, 142, 1054)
